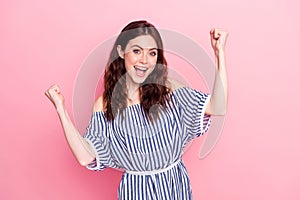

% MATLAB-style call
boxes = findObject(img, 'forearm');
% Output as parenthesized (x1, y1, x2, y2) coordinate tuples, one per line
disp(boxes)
(209, 50, 228, 115)
(56, 105, 95, 166)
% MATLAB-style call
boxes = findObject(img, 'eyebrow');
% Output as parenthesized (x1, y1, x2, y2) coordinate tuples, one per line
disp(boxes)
(130, 45, 158, 51)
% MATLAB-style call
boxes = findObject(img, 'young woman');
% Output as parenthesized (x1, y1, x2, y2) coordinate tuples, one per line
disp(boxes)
(45, 20, 228, 200)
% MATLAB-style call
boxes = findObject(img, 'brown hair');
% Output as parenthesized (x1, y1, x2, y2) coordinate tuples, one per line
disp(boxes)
(103, 20, 171, 121)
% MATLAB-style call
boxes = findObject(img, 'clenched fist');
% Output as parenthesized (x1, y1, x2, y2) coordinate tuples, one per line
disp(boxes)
(45, 84, 65, 109)
(210, 28, 229, 57)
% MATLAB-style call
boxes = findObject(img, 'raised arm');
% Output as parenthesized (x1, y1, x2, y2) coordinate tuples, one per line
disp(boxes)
(205, 28, 229, 116)
(45, 84, 95, 166)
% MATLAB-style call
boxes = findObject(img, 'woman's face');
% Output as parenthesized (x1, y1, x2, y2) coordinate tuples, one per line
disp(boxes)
(118, 35, 158, 85)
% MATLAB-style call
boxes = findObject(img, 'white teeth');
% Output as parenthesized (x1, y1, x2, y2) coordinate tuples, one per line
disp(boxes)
(134, 66, 147, 71)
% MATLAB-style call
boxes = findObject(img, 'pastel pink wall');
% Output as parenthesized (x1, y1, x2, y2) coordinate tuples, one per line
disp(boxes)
(1, 0, 299, 199)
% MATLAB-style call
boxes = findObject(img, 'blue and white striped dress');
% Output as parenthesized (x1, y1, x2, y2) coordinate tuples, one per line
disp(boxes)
(84, 87, 211, 200)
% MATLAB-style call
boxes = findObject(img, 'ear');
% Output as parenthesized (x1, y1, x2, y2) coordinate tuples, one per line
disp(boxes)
(117, 45, 124, 59)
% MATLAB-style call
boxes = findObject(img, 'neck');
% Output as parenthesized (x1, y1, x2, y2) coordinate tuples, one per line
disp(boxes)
(126, 74, 140, 102)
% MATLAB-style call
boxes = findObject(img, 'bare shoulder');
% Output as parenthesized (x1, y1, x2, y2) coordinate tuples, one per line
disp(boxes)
(167, 77, 187, 91)
(93, 96, 106, 112)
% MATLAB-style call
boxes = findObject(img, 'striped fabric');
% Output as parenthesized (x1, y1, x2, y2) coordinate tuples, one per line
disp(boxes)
(84, 87, 211, 200)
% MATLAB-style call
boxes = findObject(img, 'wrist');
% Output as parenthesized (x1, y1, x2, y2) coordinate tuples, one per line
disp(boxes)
(215, 48, 225, 57)
(215, 50, 226, 71)
(55, 103, 65, 114)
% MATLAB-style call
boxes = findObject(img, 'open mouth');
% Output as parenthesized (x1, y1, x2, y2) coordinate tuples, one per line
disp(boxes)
(134, 66, 148, 76)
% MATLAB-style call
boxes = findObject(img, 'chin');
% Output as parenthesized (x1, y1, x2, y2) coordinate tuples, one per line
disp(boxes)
(132, 76, 149, 85)
(127, 70, 153, 85)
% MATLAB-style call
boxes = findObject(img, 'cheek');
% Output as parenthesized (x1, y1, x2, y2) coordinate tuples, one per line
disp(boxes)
(124, 54, 138, 70)
(149, 57, 158, 67)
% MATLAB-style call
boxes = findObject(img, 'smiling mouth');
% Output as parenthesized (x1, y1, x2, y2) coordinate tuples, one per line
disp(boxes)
(134, 66, 148, 76)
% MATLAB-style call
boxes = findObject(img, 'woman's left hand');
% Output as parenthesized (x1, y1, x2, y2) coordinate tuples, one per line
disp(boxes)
(210, 28, 229, 56)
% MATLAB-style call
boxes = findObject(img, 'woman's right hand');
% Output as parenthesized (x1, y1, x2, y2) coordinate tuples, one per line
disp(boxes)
(45, 84, 65, 109)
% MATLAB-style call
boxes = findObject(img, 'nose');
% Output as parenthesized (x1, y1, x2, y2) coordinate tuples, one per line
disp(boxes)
(140, 52, 148, 64)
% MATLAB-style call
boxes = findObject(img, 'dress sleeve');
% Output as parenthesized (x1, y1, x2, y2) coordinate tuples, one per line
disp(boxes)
(83, 112, 115, 171)
(175, 87, 212, 138)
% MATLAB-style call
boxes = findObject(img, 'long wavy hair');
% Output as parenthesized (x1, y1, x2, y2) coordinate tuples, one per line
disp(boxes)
(103, 20, 171, 121)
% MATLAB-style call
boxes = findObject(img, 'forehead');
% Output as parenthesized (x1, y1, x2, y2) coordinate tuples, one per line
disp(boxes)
(126, 35, 158, 49)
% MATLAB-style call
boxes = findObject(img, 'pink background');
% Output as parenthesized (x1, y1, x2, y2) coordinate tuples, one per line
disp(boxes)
(1, 0, 300, 199)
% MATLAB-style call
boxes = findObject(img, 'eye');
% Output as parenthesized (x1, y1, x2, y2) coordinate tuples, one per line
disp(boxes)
(133, 49, 141, 54)
(149, 51, 157, 56)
